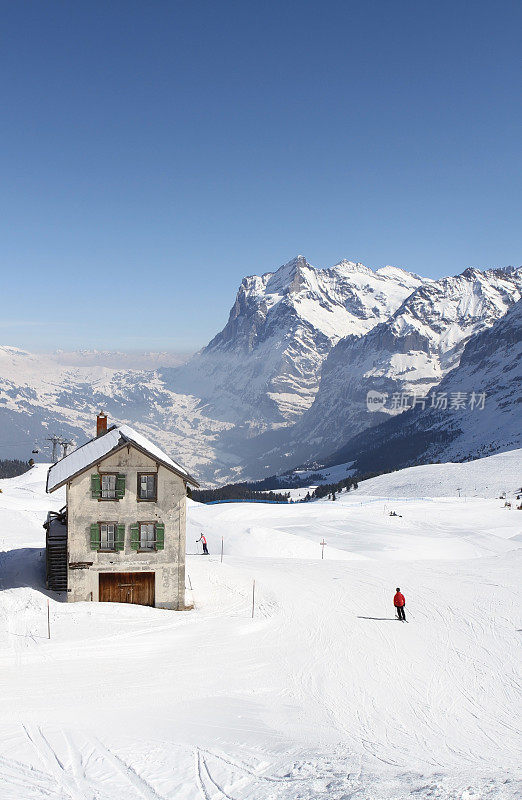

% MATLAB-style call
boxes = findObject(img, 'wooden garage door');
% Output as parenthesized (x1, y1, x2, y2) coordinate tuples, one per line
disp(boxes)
(99, 572, 155, 607)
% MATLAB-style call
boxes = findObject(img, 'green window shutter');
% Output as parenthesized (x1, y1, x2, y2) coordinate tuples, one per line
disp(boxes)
(91, 474, 101, 499)
(115, 524, 125, 551)
(90, 523, 101, 550)
(130, 523, 140, 550)
(115, 474, 126, 499)
(155, 523, 165, 550)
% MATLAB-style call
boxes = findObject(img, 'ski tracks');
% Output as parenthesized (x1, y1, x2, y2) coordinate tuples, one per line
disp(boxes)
(195, 749, 237, 800)
(17, 724, 168, 800)
(22, 723, 95, 800)
(91, 737, 167, 800)
(11, 725, 317, 800)
(193, 747, 330, 800)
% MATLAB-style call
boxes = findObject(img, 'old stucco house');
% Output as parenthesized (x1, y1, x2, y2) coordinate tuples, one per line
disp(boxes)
(45, 413, 199, 609)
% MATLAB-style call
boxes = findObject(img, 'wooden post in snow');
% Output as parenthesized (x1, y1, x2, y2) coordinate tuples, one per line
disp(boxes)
(220, 536, 224, 563)
(320, 539, 326, 559)
(251, 579, 255, 618)
(47, 599, 50, 640)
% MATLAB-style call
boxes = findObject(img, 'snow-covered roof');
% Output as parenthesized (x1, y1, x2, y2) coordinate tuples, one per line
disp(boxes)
(46, 424, 199, 492)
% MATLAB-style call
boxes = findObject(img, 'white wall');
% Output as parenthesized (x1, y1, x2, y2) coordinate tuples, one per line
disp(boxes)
(66, 445, 186, 609)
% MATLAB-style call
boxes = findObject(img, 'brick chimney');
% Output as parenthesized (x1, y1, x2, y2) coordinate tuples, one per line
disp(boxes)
(96, 411, 108, 437)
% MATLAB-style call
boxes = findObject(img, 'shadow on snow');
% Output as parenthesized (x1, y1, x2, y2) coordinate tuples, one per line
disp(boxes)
(0, 547, 67, 602)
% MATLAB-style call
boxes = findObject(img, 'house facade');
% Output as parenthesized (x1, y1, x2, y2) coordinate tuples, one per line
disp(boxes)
(46, 414, 199, 609)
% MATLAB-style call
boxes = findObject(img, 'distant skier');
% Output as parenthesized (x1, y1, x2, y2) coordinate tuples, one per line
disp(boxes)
(394, 588, 406, 621)
(197, 534, 209, 555)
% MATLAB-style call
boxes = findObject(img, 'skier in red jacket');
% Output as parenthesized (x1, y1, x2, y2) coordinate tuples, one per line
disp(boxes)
(197, 534, 209, 555)
(394, 588, 406, 621)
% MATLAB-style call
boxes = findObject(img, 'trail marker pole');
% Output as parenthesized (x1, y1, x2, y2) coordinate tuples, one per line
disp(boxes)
(251, 580, 255, 618)
(320, 539, 326, 559)
(220, 536, 224, 563)
(47, 599, 50, 640)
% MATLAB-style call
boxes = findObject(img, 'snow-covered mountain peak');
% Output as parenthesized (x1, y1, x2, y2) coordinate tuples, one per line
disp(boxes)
(166, 256, 427, 429)
(390, 265, 522, 345)
(330, 259, 372, 275)
(211, 256, 425, 354)
(375, 264, 426, 284)
(264, 254, 314, 295)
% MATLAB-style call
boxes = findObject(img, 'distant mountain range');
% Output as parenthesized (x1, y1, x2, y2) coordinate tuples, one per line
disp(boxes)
(1, 256, 520, 484)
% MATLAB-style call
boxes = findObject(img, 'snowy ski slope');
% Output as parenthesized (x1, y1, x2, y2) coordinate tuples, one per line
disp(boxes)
(0, 462, 520, 799)
(354, 449, 522, 498)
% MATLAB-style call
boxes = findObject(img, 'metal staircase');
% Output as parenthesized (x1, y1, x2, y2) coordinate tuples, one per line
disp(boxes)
(44, 508, 67, 592)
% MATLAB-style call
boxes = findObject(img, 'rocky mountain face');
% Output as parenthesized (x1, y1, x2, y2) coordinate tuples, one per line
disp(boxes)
(163, 255, 425, 427)
(322, 297, 522, 475)
(259, 266, 522, 471)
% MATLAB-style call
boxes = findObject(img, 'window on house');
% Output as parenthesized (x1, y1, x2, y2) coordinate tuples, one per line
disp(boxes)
(100, 522, 116, 550)
(138, 473, 157, 501)
(90, 523, 124, 551)
(130, 522, 164, 551)
(101, 474, 117, 499)
(139, 522, 156, 550)
(91, 474, 125, 500)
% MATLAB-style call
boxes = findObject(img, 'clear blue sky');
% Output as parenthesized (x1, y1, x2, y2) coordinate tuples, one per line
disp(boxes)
(0, 1, 520, 351)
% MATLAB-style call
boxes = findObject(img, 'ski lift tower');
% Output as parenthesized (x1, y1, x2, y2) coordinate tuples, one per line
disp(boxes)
(46, 436, 63, 463)
(61, 440, 74, 458)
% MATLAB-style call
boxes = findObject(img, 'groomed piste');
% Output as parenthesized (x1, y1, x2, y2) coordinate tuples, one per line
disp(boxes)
(0, 452, 520, 799)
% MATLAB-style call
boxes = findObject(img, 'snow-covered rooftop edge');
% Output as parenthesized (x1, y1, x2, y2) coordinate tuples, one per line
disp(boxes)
(46, 424, 199, 492)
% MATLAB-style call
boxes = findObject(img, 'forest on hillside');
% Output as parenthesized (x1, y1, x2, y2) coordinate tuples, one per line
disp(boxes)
(0, 459, 32, 479)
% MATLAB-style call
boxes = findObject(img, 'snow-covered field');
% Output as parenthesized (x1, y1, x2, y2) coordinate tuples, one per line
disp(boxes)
(276, 449, 522, 501)
(355, 449, 522, 499)
(0, 457, 521, 799)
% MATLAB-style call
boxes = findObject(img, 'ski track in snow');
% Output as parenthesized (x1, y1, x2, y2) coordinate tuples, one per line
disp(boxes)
(90, 737, 167, 800)
(5, 725, 170, 800)
(22, 724, 92, 800)
(195, 749, 237, 800)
